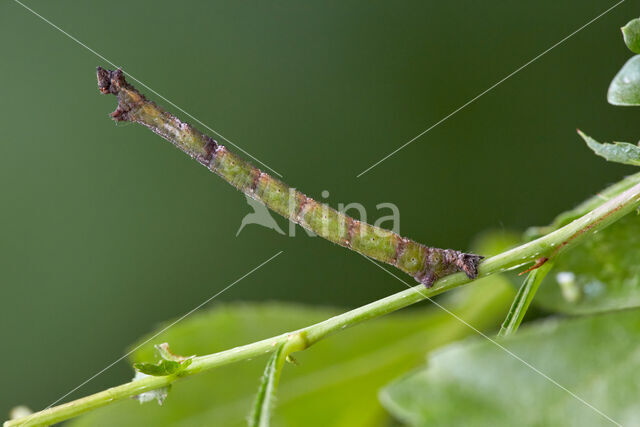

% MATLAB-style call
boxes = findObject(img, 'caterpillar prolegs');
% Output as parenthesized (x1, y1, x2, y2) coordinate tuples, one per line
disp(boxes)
(96, 68, 483, 287)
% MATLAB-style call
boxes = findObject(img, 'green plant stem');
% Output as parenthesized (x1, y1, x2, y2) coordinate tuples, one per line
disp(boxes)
(498, 261, 554, 337)
(7, 177, 640, 427)
(525, 171, 640, 239)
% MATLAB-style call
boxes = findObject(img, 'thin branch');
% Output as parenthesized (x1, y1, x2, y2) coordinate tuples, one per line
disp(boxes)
(7, 174, 640, 427)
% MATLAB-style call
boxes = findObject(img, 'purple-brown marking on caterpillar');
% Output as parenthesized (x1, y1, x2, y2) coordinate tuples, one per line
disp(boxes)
(197, 136, 218, 167)
(97, 67, 127, 95)
(457, 253, 483, 279)
(345, 217, 356, 248)
(415, 268, 437, 288)
(297, 196, 310, 219)
(213, 145, 227, 163)
(97, 67, 144, 122)
(393, 237, 407, 266)
(97, 67, 112, 94)
(250, 170, 263, 193)
(414, 247, 483, 288)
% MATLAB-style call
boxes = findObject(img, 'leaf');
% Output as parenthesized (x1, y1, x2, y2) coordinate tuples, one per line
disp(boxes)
(622, 18, 640, 54)
(248, 343, 286, 427)
(68, 275, 514, 427)
(133, 358, 192, 377)
(133, 343, 194, 376)
(381, 309, 640, 427)
(578, 130, 640, 166)
(534, 212, 640, 314)
(608, 55, 640, 105)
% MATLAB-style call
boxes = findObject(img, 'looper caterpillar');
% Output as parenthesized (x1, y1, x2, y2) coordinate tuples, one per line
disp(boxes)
(96, 68, 482, 287)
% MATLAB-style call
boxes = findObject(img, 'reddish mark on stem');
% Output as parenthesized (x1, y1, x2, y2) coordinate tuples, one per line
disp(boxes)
(552, 203, 624, 257)
(519, 257, 549, 276)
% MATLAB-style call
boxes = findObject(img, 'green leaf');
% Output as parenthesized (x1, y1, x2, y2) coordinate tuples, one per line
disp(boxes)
(132, 343, 194, 376)
(608, 55, 640, 105)
(133, 358, 192, 377)
(622, 18, 640, 54)
(69, 276, 513, 427)
(578, 130, 640, 166)
(533, 213, 640, 314)
(248, 343, 286, 427)
(381, 309, 640, 426)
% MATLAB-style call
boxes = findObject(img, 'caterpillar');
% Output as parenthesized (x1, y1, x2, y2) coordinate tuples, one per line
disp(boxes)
(96, 67, 482, 287)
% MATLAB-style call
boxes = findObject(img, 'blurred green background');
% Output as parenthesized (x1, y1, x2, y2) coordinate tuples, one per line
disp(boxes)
(1, 0, 638, 420)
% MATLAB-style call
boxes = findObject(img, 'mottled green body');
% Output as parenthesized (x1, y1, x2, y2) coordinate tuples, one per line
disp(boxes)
(97, 68, 481, 286)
